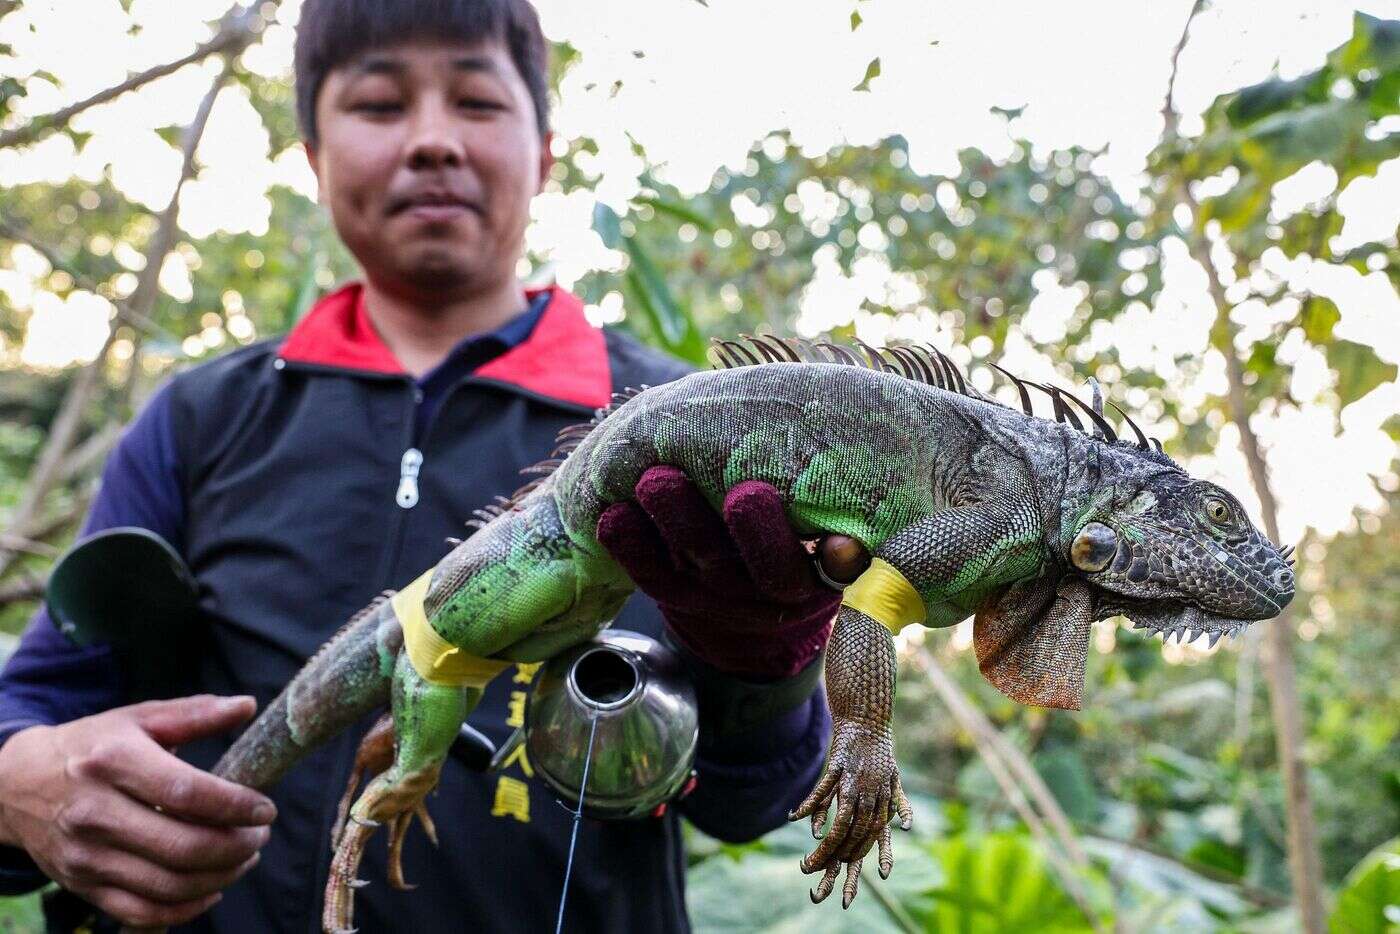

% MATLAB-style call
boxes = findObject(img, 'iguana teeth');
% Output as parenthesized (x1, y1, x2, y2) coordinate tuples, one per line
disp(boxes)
(1183, 627, 1196, 645)
(1207, 631, 1223, 648)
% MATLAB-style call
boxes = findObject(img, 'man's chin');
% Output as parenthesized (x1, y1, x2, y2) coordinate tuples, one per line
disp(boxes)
(388, 251, 480, 296)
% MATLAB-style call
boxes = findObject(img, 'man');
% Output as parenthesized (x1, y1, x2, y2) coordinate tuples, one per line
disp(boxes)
(0, 1, 836, 930)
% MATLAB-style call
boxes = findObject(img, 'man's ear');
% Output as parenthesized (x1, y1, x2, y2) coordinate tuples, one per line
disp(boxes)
(537, 132, 555, 193)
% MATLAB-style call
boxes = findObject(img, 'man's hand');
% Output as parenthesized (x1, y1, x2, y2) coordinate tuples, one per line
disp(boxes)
(597, 465, 841, 680)
(0, 695, 276, 928)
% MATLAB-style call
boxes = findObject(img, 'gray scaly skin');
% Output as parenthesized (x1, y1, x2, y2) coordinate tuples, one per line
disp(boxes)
(206, 337, 1294, 929)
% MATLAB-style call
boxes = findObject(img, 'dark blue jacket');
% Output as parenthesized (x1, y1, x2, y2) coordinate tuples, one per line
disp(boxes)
(0, 284, 830, 933)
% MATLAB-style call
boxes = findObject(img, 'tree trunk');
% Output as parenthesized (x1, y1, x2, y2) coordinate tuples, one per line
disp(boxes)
(1186, 230, 1328, 934)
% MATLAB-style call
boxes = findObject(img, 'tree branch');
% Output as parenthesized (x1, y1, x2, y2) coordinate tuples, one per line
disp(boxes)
(1160, 0, 1206, 145)
(0, 533, 57, 559)
(0, 574, 47, 608)
(0, 217, 173, 340)
(1175, 162, 1328, 934)
(0, 5, 262, 151)
(0, 54, 233, 578)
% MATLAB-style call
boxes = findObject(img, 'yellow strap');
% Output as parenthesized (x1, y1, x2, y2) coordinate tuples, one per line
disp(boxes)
(393, 570, 511, 688)
(841, 559, 926, 635)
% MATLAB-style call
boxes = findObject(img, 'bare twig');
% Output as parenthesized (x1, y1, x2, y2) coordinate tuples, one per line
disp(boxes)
(916, 649, 1105, 934)
(0, 575, 47, 607)
(0, 534, 58, 559)
(24, 496, 92, 545)
(1159, 0, 1206, 144)
(864, 876, 922, 934)
(0, 217, 174, 340)
(1084, 835, 1291, 909)
(0, 54, 233, 578)
(58, 423, 122, 484)
(0, 5, 262, 150)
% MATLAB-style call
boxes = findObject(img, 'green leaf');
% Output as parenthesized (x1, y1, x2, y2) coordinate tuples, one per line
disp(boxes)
(1329, 340, 1399, 407)
(287, 249, 326, 325)
(633, 195, 717, 232)
(1225, 73, 1328, 128)
(621, 234, 707, 364)
(1244, 99, 1356, 167)
(153, 125, 183, 148)
(1244, 341, 1278, 380)
(854, 58, 881, 93)
(1033, 748, 1100, 824)
(1185, 838, 1247, 879)
(0, 75, 26, 122)
(1301, 297, 1340, 344)
(686, 821, 944, 933)
(591, 201, 623, 249)
(1330, 837, 1400, 934)
(0, 892, 42, 932)
(1199, 177, 1267, 235)
(912, 833, 1101, 932)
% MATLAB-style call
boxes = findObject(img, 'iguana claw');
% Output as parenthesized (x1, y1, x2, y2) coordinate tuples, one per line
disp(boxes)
(789, 719, 911, 908)
(322, 758, 440, 934)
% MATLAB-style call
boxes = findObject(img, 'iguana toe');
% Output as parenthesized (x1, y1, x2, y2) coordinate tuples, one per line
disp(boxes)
(796, 719, 911, 907)
(808, 861, 839, 904)
(322, 764, 441, 933)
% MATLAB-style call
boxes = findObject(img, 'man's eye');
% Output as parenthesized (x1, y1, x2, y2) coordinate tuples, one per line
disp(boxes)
(353, 101, 402, 114)
(458, 98, 505, 112)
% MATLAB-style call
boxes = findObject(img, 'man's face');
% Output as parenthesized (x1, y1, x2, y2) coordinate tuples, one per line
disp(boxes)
(308, 40, 549, 302)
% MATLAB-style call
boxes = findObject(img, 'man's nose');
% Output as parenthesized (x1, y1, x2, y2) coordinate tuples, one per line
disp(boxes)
(405, 102, 465, 170)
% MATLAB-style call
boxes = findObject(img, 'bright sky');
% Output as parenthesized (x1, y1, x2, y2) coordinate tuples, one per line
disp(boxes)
(1, 0, 1397, 567)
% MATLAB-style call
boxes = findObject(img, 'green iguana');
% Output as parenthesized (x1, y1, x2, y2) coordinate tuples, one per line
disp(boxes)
(209, 336, 1294, 931)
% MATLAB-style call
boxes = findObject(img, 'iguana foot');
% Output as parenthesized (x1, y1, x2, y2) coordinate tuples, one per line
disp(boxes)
(788, 719, 912, 908)
(331, 715, 396, 852)
(322, 763, 441, 934)
(385, 802, 438, 890)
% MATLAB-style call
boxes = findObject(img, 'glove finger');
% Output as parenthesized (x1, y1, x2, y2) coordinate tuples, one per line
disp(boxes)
(596, 500, 682, 593)
(634, 466, 746, 581)
(723, 480, 825, 603)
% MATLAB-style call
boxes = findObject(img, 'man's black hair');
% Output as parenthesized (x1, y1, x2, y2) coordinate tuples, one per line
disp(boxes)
(294, 0, 551, 142)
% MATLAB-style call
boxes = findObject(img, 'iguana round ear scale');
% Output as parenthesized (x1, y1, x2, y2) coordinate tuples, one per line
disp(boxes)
(1071, 522, 1117, 572)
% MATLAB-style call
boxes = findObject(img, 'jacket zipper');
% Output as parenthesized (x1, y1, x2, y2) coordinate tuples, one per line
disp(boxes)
(396, 446, 423, 508)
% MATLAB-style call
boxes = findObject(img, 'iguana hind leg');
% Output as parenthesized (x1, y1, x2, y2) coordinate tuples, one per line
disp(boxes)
(322, 492, 629, 933)
(324, 653, 472, 934)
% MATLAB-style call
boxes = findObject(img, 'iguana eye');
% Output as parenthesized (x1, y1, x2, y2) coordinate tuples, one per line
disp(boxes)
(1204, 497, 1231, 525)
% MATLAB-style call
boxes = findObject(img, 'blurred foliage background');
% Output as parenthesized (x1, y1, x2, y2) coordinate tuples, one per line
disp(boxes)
(0, 1, 1397, 931)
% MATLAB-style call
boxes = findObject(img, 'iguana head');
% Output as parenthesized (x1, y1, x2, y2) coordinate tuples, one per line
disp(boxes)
(1060, 440, 1295, 643)
(972, 428, 1295, 713)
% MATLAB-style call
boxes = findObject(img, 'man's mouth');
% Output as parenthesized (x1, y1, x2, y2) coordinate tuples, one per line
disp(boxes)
(389, 190, 480, 222)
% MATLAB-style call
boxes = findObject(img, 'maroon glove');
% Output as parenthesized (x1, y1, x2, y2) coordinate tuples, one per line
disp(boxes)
(596, 466, 840, 680)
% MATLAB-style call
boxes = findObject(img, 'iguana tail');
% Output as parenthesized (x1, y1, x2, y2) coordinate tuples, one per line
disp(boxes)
(213, 594, 403, 789)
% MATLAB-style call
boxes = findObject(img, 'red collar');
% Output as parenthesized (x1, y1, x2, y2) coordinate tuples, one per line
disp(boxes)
(277, 283, 611, 410)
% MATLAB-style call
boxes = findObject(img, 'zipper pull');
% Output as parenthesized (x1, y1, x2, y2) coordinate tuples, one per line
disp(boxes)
(396, 447, 423, 509)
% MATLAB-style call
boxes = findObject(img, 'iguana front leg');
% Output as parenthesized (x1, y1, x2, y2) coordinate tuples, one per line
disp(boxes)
(791, 503, 1042, 907)
(790, 605, 911, 907)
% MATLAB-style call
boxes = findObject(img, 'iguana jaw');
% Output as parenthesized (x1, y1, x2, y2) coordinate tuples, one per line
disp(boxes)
(1102, 597, 1255, 647)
